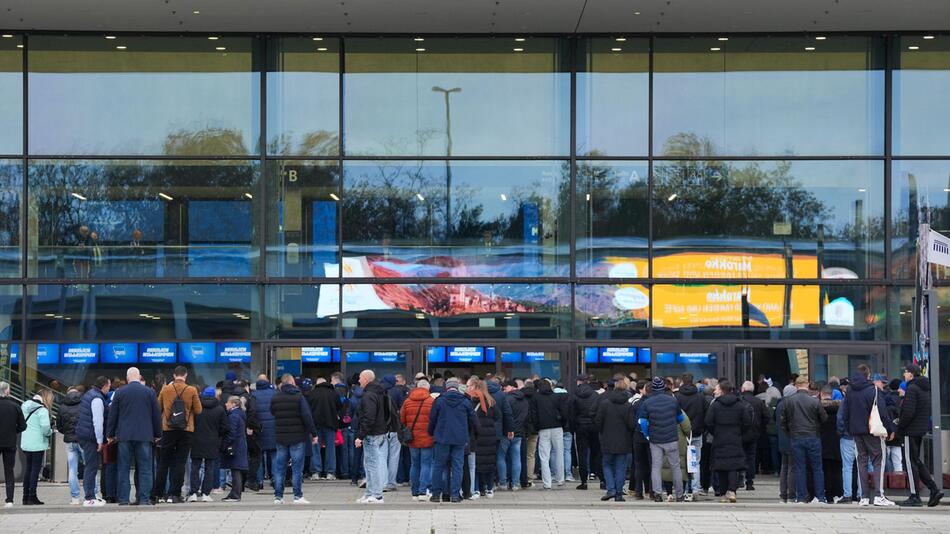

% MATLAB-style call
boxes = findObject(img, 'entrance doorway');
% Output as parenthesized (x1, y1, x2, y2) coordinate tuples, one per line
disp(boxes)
(268, 344, 412, 385)
(423, 344, 567, 384)
(734, 345, 886, 392)
(579, 344, 724, 385)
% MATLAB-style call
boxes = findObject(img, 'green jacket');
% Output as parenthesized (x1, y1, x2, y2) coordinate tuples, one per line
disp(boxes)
(21, 398, 52, 452)
(662, 411, 692, 483)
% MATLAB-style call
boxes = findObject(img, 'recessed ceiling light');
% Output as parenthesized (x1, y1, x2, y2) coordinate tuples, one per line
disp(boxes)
(513, 47, 524, 52)
(193, 10, 200, 15)
(313, 37, 324, 41)
(611, 48, 622, 52)
(16, 44, 23, 49)
(668, 193, 678, 201)
(923, 35, 935, 40)
(615, 37, 626, 42)
(909, 46, 920, 50)
(414, 37, 425, 42)
(710, 47, 721, 51)
(718, 37, 729, 41)
(415, 48, 426, 52)
(943, 188, 950, 192)
(500, 193, 507, 201)
(1, 35, 12, 38)
(815, 36, 827, 40)
(805, 47, 816, 51)
(317, 47, 328, 52)
(634, 11, 641, 15)
(514, 37, 526, 42)
(208, 36, 219, 40)
(116, 45, 127, 50)
(216, 46, 226, 51)
(858, 188, 866, 192)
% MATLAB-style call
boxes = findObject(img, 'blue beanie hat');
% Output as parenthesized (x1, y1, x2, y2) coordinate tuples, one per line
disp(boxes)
(382, 375, 396, 388)
(651, 376, 666, 391)
(225, 371, 237, 381)
(202, 386, 216, 397)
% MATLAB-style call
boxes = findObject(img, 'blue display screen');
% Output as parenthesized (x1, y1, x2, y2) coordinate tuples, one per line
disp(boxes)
(217, 342, 252, 363)
(583, 347, 599, 364)
(426, 346, 446, 363)
(276, 359, 301, 377)
(524, 351, 546, 362)
(485, 347, 496, 363)
(370, 351, 404, 363)
(179, 342, 216, 364)
(655, 351, 675, 364)
(60, 343, 99, 364)
(446, 346, 483, 363)
(638, 347, 652, 364)
(345, 351, 370, 363)
(140, 342, 177, 363)
(37, 343, 60, 365)
(301, 346, 332, 363)
(500, 351, 522, 363)
(100, 343, 138, 364)
(331, 347, 341, 363)
(9, 342, 18, 366)
(677, 352, 712, 364)
(599, 347, 637, 364)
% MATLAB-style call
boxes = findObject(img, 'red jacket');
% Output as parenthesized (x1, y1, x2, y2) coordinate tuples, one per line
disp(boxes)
(400, 388, 434, 448)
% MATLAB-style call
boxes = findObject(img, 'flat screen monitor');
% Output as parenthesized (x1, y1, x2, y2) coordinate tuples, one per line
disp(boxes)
(638, 347, 652, 364)
(179, 342, 215, 364)
(301, 346, 332, 363)
(100, 342, 138, 364)
(677, 352, 711, 364)
(216, 342, 252, 363)
(446, 346, 484, 364)
(37, 343, 60, 365)
(345, 351, 370, 363)
(140, 342, 177, 364)
(599, 347, 637, 364)
(370, 351, 404, 363)
(655, 351, 675, 364)
(9, 342, 18, 366)
(500, 351, 522, 363)
(426, 346, 446, 363)
(583, 347, 599, 364)
(60, 343, 99, 365)
(524, 351, 546, 362)
(485, 347, 496, 363)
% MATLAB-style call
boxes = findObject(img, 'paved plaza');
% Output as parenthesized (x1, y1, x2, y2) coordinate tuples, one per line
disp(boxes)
(1, 477, 946, 534)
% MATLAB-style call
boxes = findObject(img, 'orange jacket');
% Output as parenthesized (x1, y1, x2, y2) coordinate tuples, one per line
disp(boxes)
(157, 380, 203, 432)
(400, 388, 434, 448)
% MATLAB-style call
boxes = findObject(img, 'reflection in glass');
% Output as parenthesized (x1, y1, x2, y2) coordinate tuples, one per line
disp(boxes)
(344, 38, 570, 156)
(656, 351, 719, 382)
(576, 38, 649, 156)
(267, 37, 339, 156)
(264, 284, 337, 339)
(266, 161, 339, 278)
(653, 36, 884, 156)
(29, 35, 260, 156)
(0, 160, 21, 277)
(653, 160, 884, 279)
(893, 34, 950, 155)
(576, 161, 648, 276)
(342, 161, 569, 277)
(892, 160, 950, 279)
(338, 283, 570, 339)
(0, 285, 22, 341)
(28, 160, 260, 278)
(575, 284, 649, 339)
(0, 35, 23, 154)
(651, 284, 886, 340)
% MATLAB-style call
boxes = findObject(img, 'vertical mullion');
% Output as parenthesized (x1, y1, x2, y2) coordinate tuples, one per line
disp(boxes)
(647, 34, 655, 340)
(569, 36, 577, 343)
(883, 33, 894, 346)
(337, 37, 345, 341)
(260, 35, 268, 283)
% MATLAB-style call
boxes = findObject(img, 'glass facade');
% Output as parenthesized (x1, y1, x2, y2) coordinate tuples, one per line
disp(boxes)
(0, 33, 947, 395)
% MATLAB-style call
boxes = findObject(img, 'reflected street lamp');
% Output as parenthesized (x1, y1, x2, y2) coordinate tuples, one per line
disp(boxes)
(432, 86, 461, 238)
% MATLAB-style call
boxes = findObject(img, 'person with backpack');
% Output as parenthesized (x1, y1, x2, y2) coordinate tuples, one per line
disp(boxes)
(841, 364, 895, 506)
(400, 379, 434, 500)
(188, 386, 228, 502)
(153, 366, 202, 503)
(21, 390, 54, 505)
(57, 386, 83, 505)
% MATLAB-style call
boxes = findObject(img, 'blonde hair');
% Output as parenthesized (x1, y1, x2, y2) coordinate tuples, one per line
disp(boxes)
(38, 389, 55, 410)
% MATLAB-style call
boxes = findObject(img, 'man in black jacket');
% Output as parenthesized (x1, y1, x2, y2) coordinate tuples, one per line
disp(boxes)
(571, 374, 602, 490)
(0, 381, 26, 506)
(58, 387, 83, 505)
(270, 374, 317, 505)
(531, 379, 567, 489)
(675, 373, 706, 494)
(306, 378, 342, 480)
(780, 376, 828, 503)
(502, 380, 529, 491)
(739, 381, 768, 491)
(897, 364, 944, 507)
(356, 370, 395, 503)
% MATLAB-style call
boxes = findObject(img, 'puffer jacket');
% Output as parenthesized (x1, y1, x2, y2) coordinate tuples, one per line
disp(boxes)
(898, 376, 932, 438)
(400, 387, 435, 448)
(506, 389, 530, 437)
(638, 391, 683, 445)
(571, 382, 599, 431)
(191, 396, 229, 459)
(21, 397, 53, 452)
(251, 380, 277, 450)
(705, 393, 750, 471)
(472, 398, 500, 474)
(675, 384, 706, 435)
(57, 390, 82, 443)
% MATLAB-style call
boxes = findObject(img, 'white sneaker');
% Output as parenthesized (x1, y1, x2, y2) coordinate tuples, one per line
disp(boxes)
(326, 474, 336, 480)
(858, 498, 870, 507)
(469, 492, 480, 500)
(873, 496, 896, 507)
(201, 495, 213, 503)
(70, 497, 81, 505)
(82, 499, 103, 507)
(366, 496, 384, 504)
(187, 494, 198, 503)
(310, 474, 320, 481)
(211, 488, 224, 494)
(293, 497, 310, 505)
(274, 498, 284, 505)
(485, 490, 494, 499)
(3, 502, 12, 508)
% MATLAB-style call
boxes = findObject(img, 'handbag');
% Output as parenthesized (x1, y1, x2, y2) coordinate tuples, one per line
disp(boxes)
(335, 429, 344, 447)
(399, 398, 425, 446)
(686, 432, 700, 474)
(102, 441, 118, 465)
(869, 391, 889, 438)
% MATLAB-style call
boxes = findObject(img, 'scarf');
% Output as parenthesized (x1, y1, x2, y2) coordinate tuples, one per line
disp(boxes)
(468, 388, 489, 414)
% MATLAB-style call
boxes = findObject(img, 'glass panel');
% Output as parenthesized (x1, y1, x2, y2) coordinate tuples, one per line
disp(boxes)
(894, 34, 950, 155)
(342, 160, 569, 277)
(653, 160, 884, 279)
(345, 349, 407, 378)
(339, 283, 571, 339)
(653, 35, 884, 156)
(0, 160, 21, 277)
(278, 346, 342, 383)
(576, 161, 648, 276)
(0, 34, 22, 154)
(811, 352, 874, 382)
(25, 284, 258, 340)
(651, 284, 886, 340)
(29, 35, 260, 156)
(583, 346, 650, 383)
(501, 350, 561, 382)
(267, 37, 339, 156)
(891, 160, 950, 280)
(575, 284, 649, 339)
(28, 160, 260, 278)
(576, 38, 649, 156)
(264, 284, 337, 339)
(266, 161, 339, 279)
(344, 37, 570, 156)
(0, 285, 22, 341)
(425, 345, 495, 379)
(655, 350, 720, 382)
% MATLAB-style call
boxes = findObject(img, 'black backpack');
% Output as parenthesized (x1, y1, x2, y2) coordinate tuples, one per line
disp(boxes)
(166, 385, 188, 430)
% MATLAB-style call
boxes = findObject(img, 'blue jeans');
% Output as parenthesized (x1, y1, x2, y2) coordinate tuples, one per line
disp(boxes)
(272, 441, 306, 499)
(839, 438, 862, 498)
(431, 443, 464, 499)
(538, 427, 564, 488)
(791, 437, 825, 502)
(562, 431, 573, 480)
(346, 429, 363, 482)
(79, 440, 101, 500)
(497, 436, 522, 487)
(409, 446, 433, 496)
(338, 427, 350, 477)
(386, 432, 400, 487)
(312, 428, 337, 475)
(362, 434, 388, 499)
(65, 441, 82, 499)
(602, 452, 629, 497)
(117, 441, 153, 505)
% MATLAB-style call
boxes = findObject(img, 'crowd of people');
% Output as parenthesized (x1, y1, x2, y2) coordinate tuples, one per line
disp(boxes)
(0, 362, 943, 508)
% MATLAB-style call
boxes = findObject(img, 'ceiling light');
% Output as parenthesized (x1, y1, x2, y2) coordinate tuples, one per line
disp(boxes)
(815, 36, 827, 40)
(805, 47, 816, 51)
(104, 35, 116, 40)
(634, 11, 641, 15)
(611, 48, 622, 52)
(244, 192, 253, 199)
(717, 37, 729, 41)
(193, 10, 200, 14)
(44, 313, 54, 317)
(158, 192, 174, 201)
(415, 48, 426, 52)
(615, 37, 626, 42)
(514, 37, 526, 42)
(585, 193, 591, 201)
(513, 48, 524, 52)
(216, 46, 226, 51)
(909, 46, 920, 50)
(70, 192, 87, 201)
(313, 37, 324, 41)
(208, 36, 219, 40)
(923, 35, 935, 40)
(416, 193, 425, 201)
(500, 193, 507, 201)
(1, 35, 12, 38)
(16, 44, 23, 49)
(668, 193, 678, 201)
(329, 193, 340, 201)
(317, 47, 328, 52)
(858, 188, 866, 192)
(414, 37, 425, 42)
(710, 47, 721, 51)
(116, 45, 127, 50)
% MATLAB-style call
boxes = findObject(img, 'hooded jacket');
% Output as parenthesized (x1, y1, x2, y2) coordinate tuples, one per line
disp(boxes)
(357, 382, 392, 439)
(191, 396, 229, 459)
(0, 396, 26, 449)
(486, 380, 513, 437)
(251, 380, 277, 450)
(530, 381, 567, 431)
(820, 399, 842, 461)
(571, 382, 599, 431)
(306, 382, 342, 430)
(221, 406, 248, 471)
(897, 375, 931, 437)
(675, 384, 706, 436)
(400, 387, 434, 448)
(271, 382, 317, 446)
(638, 391, 684, 445)
(56, 389, 82, 443)
(595, 389, 635, 454)
(841, 375, 894, 437)
(740, 391, 768, 443)
(705, 393, 750, 471)
(427, 389, 477, 446)
(472, 398, 501, 473)
(506, 389, 530, 437)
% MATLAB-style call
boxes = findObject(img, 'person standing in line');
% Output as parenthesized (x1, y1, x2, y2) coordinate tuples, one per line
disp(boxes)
(270, 374, 317, 505)
(531, 379, 567, 490)
(780, 376, 828, 504)
(638, 376, 685, 502)
(520, 380, 538, 488)
(486, 377, 514, 490)
(401, 378, 434, 501)
(841, 364, 895, 507)
(738, 380, 768, 491)
(470, 379, 500, 497)
(57, 386, 84, 505)
(897, 364, 944, 507)
(501, 380, 527, 491)
(188, 386, 228, 502)
(355, 370, 392, 504)
(675, 373, 706, 495)
(630, 380, 652, 499)
(221, 396, 248, 502)
(427, 378, 477, 503)
(21, 390, 54, 505)
(154, 366, 202, 503)
(819, 386, 844, 503)
(106, 367, 162, 506)
(306, 377, 342, 480)
(572, 373, 602, 491)
(595, 377, 635, 502)
(0, 382, 26, 507)
(75, 377, 111, 507)
(250, 375, 276, 490)
(705, 380, 751, 503)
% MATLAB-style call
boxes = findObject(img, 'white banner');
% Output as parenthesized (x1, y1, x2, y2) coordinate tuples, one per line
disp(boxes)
(928, 229, 950, 268)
